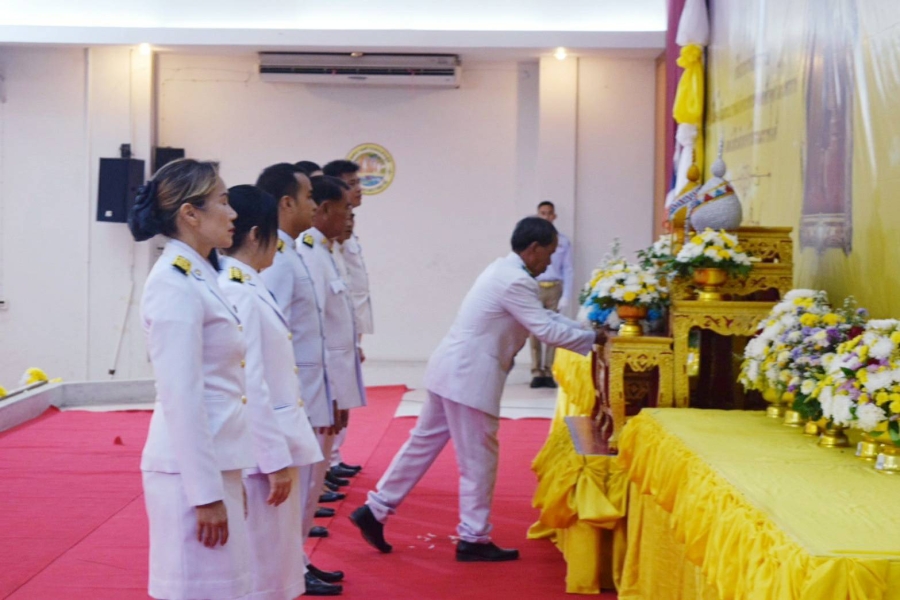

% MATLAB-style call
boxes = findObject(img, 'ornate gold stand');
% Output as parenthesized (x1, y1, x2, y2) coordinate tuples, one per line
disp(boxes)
(783, 409, 805, 427)
(595, 335, 673, 449)
(876, 446, 900, 474)
(856, 433, 881, 461)
(818, 423, 850, 448)
(671, 300, 775, 407)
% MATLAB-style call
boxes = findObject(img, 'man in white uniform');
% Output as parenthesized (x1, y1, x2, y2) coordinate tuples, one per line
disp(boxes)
(256, 163, 344, 596)
(350, 217, 604, 562)
(531, 201, 575, 389)
(323, 160, 372, 477)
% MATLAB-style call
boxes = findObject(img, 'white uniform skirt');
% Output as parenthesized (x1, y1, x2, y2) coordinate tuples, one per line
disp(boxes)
(244, 468, 306, 600)
(143, 469, 251, 600)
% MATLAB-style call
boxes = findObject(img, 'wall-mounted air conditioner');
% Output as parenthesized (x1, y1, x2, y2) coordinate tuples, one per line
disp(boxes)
(258, 52, 461, 88)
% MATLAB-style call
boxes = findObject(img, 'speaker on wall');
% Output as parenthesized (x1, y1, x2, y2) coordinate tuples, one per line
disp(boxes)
(154, 147, 185, 173)
(97, 158, 145, 223)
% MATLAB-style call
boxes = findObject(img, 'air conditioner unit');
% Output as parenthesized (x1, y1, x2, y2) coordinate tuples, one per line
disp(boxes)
(258, 52, 461, 88)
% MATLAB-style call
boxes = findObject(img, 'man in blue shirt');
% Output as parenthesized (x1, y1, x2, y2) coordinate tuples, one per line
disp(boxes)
(531, 202, 574, 388)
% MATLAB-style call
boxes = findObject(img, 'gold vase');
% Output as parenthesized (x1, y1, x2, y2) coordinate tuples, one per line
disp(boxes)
(803, 420, 822, 436)
(763, 388, 786, 419)
(617, 305, 648, 337)
(818, 422, 850, 448)
(856, 432, 882, 461)
(692, 268, 728, 301)
(876, 445, 900, 474)
(783, 409, 806, 427)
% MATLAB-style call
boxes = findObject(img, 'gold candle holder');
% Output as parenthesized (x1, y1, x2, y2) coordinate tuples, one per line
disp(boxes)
(818, 423, 849, 448)
(782, 409, 805, 428)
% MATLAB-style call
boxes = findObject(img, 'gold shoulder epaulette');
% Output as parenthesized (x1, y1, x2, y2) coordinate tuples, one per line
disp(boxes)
(277, 239, 285, 253)
(229, 266, 245, 283)
(172, 256, 191, 275)
(302, 233, 315, 248)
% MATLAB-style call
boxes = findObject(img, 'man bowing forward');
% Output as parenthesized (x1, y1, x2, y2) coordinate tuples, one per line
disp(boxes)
(351, 217, 605, 562)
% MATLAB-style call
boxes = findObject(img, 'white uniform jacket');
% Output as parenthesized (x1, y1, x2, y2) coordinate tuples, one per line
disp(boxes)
(424, 252, 595, 418)
(298, 227, 366, 410)
(140, 239, 254, 506)
(219, 257, 323, 473)
(340, 234, 374, 335)
(260, 230, 334, 428)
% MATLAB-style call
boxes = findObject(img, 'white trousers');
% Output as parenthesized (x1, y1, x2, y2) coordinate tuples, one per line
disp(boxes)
(143, 470, 251, 600)
(244, 469, 306, 600)
(299, 429, 335, 566)
(366, 391, 500, 543)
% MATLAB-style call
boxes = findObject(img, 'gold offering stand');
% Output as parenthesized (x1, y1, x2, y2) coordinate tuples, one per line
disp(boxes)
(594, 334, 674, 449)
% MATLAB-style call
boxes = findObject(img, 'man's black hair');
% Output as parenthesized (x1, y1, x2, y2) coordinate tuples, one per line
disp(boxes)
(511, 216, 557, 253)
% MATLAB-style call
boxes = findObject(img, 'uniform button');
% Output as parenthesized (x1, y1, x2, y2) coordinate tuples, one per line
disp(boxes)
(297, 399, 304, 407)
(240, 359, 246, 368)
(288, 333, 293, 340)
(294, 366, 299, 374)
(238, 325, 243, 332)
(241, 395, 247, 405)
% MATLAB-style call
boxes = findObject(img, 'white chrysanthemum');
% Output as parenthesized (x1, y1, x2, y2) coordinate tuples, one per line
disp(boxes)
(853, 403, 888, 432)
(784, 289, 818, 301)
(801, 379, 816, 396)
(830, 393, 854, 426)
(638, 293, 655, 304)
(869, 338, 896, 361)
(611, 288, 626, 300)
(864, 370, 893, 393)
(867, 319, 900, 332)
(819, 386, 835, 417)
(786, 331, 803, 343)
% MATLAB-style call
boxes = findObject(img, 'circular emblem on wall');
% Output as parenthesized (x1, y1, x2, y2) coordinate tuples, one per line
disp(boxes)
(346, 143, 395, 195)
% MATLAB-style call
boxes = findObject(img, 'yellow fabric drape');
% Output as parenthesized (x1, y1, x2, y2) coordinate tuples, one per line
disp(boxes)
(528, 349, 628, 594)
(619, 409, 900, 600)
(673, 43, 706, 177)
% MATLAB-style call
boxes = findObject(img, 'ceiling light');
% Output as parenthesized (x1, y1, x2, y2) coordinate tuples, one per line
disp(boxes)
(138, 43, 151, 56)
(554, 47, 568, 61)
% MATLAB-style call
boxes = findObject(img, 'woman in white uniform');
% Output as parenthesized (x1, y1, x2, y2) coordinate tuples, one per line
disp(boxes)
(128, 159, 256, 599)
(218, 185, 324, 600)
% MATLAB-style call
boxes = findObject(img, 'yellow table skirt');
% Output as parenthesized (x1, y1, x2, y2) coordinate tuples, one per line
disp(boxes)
(619, 409, 900, 600)
(529, 349, 629, 594)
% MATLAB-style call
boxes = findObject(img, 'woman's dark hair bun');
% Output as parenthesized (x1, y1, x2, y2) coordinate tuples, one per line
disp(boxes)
(128, 179, 162, 241)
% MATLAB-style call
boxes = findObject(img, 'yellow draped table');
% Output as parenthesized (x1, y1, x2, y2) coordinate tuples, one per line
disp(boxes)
(529, 348, 629, 594)
(618, 408, 900, 600)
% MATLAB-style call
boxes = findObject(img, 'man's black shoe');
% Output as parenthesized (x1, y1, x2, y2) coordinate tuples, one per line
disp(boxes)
(319, 491, 346, 503)
(330, 465, 358, 478)
(542, 377, 558, 389)
(338, 461, 362, 473)
(325, 471, 350, 487)
(529, 376, 544, 389)
(308, 563, 344, 583)
(323, 480, 339, 492)
(455, 541, 520, 562)
(315, 507, 336, 519)
(309, 525, 329, 538)
(349, 505, 392, 553)
(303, 572, 342, 596)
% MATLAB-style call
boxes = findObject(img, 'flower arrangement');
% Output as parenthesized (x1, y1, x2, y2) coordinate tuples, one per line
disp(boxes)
(814, 319, 900, 440)
(636, 234, 674, 271)
(669, 228, 752, 278)
(591, 262, 668, 310)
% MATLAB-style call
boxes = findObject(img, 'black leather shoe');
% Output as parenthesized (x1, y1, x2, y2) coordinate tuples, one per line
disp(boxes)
(455, 541, 520, 562)
(319, 491, 346, 503)
(325, 471, 350, 487)
(315, 507, 336, 518)
(303, 572, 342, 596)
(308, 563, 344, 583)
(323, 480, 339, 492)
(530, 376, 545, 388)
(339, 461, 362, 473)
(330, 465, 358, 478)
(309, 525, 329, 538)
(542, 377, 558, 389)
(349, 505, 392, 553)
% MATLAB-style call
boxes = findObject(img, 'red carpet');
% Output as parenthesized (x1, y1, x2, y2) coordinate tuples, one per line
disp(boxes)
(0, 386, 616, 599)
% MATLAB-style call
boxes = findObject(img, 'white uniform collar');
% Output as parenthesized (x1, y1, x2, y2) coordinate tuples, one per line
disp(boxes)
(220, 255, 260, 283)
(507, 252, 534, 278)
(306, 227, 327, 245)
(165, 238, 218, 280)
(277, 229, 297, 250)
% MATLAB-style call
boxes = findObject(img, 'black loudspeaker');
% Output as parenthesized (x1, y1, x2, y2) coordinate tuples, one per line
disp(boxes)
(97, 158, 145, 223)
(154, 147, 185, 173)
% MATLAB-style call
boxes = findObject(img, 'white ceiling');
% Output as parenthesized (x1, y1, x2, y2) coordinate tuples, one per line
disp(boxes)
(0, 0, 667, 58)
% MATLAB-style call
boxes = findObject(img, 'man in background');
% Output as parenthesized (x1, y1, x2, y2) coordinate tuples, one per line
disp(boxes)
(530, 201, 574, 389)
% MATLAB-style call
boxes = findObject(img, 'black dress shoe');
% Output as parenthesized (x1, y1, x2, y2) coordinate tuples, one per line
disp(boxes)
(323, 480, 339, 492)
(455, 541, 520, 562)
(349, 505, 392, 553)
(315, 507, 336, 518)
(308, 563, 344, 583)
(309, 525, 329, 538)
(530, 376, 545, 388)
(319, 491, 346, 503)
(338, 461, 362, 473)
(542, 377, 558, 389)
(325, 471, 350, 487)
(303, 572, 342, 596)
(330, 465, 358, 478)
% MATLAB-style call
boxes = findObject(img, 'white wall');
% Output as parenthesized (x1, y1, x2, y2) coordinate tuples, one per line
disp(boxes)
(0, 47, 657, 386)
